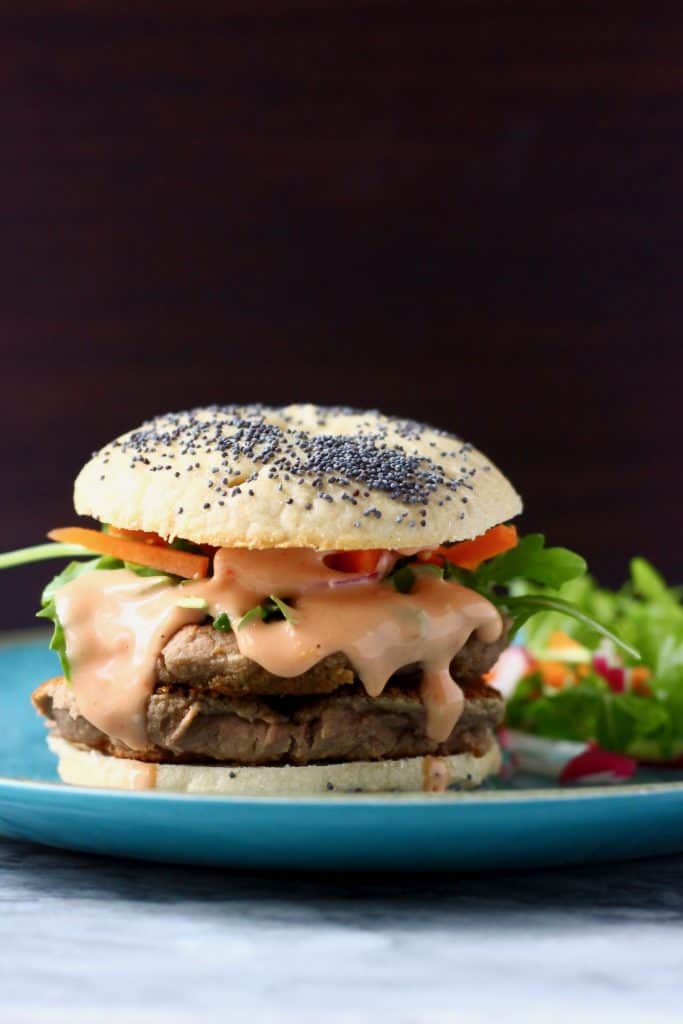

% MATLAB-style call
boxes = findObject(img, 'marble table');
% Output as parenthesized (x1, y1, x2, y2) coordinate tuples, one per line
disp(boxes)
(1, 836, 682, 1023)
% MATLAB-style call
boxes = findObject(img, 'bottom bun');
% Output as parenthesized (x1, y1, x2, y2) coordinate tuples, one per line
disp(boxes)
(47, 735, 501, 796)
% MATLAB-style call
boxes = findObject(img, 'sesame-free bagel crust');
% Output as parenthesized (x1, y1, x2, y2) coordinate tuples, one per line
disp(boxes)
(74, 404, 522, 550)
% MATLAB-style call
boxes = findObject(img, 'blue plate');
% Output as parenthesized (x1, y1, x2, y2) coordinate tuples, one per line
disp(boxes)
(3, 634, 683, 870)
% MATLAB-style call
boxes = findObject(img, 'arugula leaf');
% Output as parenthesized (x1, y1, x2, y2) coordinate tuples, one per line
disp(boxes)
(37, 555, 180, 679)
(237, 596, 297, 629)
(507, 558, 683, 760)
(474, 533, 586, 589)
(504, 594, 641, 660)
(508, 672, 682, 762)
(385, 560, 416, 594)
(237, 605, 267, 629)
(268, 595, 297, 623)
(35, 599, 70, 679)
(40, 556, 122, 605)
(0, 542, 90, 570)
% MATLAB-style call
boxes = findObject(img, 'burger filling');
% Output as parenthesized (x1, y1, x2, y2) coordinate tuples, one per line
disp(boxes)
(31, 524, 604, 772)
(33, 626, 507, 766)
(32, 535, 517, 768)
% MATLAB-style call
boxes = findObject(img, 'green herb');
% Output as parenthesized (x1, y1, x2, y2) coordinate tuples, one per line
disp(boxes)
(0, 542, 90, 570)
(474, 533, 587, 590)
(504, 594, 640, 660)
(36, 555, 180, 679)
(169, 538, 205, 554)
(237, 605, 266, 629)
(507, 671, 682, 762)
(384, 558, 416, 594)
(212, 612, 232, 632)
(268, 595, 297, 623)
(237, 596, 297, 629)
(507, 557, 683, 761)
(35, 599, 69, 678)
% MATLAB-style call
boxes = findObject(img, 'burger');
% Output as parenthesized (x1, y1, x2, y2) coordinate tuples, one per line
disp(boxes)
(2, 404, 615, 794)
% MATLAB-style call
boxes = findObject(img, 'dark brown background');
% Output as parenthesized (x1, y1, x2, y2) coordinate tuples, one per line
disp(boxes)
(2, 3, 681, 628)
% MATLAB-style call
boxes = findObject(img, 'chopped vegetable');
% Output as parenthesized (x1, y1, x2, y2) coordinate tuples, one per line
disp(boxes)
(106, 526, 164, 545)
(47, 527, 209, 579)
(505, 558, 683, 763)
(438, 524, 519, 571)
(268, 594, 297, 623)
(36, 555, 182, 679)
(327, 549, 383, 574)
(237, 605, 267, 629)
(0, 542, 90, 570)
(558, 747, 637, 784)
(212, 613, 232, 632)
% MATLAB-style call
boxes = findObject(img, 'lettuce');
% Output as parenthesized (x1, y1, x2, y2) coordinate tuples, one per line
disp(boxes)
(395, 533, 637, 659)
(36, 556, 178, 679)
(507, 558, 683, 761)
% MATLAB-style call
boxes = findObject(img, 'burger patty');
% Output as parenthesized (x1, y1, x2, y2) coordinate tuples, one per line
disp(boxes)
(156, 621, 510, 696)
(33, 677, 504, 767)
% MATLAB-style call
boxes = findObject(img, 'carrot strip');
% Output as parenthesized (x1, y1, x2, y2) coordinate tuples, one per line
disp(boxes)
(106, 525, 165, 546)
(439, 524, 518, 572)
(47, 527, 209, 579)
(326, 549, 383, 574)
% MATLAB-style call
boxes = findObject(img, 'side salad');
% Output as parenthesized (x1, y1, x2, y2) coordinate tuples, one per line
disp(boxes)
(498, 558, 683, 767)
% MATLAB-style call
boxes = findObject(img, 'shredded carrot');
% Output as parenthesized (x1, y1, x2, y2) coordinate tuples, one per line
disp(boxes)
(547, 630, 584, 653)
(630, 666, 652, 696)
(539, 661, 568, 688)
(438, 524, 518, 572)
(47, 527, 210, 579)
(326, 549, 383, 574)
(106, 525, 165, 546)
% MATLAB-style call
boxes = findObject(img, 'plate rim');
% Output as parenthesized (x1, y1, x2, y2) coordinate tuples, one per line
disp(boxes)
(3, 772, 683, 807)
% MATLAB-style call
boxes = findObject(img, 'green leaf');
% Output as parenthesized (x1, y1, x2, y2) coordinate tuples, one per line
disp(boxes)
(36, 599, 70, 679)
(36, 554, 181, 680)
(0, 542, 90, 570)
(412, 563, 444, 580)
(237, 605, 266, 629)
(212, 612, 232, 632)
(268, 595, 297, 623)
(507, 672, 682, 762)
(169, 537, 205, 554)
(504, 593, 641, 661)
(475, 534, 586, 589)
(40, 556, 123, 605)
(630, 557, 676, 605)
(386, 564, 416, 594)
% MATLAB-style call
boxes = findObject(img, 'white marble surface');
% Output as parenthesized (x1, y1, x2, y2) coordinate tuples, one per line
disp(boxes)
(1, 837, 682, 1023)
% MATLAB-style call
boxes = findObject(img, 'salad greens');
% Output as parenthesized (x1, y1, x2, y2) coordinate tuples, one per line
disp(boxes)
(506, 558, 683, 762)
(236, 595, 296, 630)
(385, 533, 637, 659)
(35, 555, 180, 679)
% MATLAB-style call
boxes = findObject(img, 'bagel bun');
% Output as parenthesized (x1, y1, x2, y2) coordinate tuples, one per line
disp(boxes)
(74, 404, 522, 550)
(47, 735, 502, 796)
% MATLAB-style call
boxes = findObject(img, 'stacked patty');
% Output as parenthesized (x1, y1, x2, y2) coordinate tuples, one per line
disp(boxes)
(33, 623, 507, 767)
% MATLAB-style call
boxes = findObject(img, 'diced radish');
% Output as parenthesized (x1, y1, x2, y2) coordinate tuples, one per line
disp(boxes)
(559, 746, 637, 784)
(593, 653, 626, 693)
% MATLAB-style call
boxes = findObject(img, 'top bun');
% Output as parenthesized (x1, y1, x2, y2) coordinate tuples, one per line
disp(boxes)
(74, 404, 522, 550)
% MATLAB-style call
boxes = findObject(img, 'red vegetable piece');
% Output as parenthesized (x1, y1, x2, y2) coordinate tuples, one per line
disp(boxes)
(559, 746, 637, 784)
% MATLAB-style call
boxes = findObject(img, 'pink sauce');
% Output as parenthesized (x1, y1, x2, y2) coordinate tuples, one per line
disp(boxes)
(422, 756, 452, 793)
(55, 547, 502, 750)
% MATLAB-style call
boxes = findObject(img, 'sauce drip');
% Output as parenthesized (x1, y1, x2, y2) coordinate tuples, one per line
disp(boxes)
(56, 547, 502, 750)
